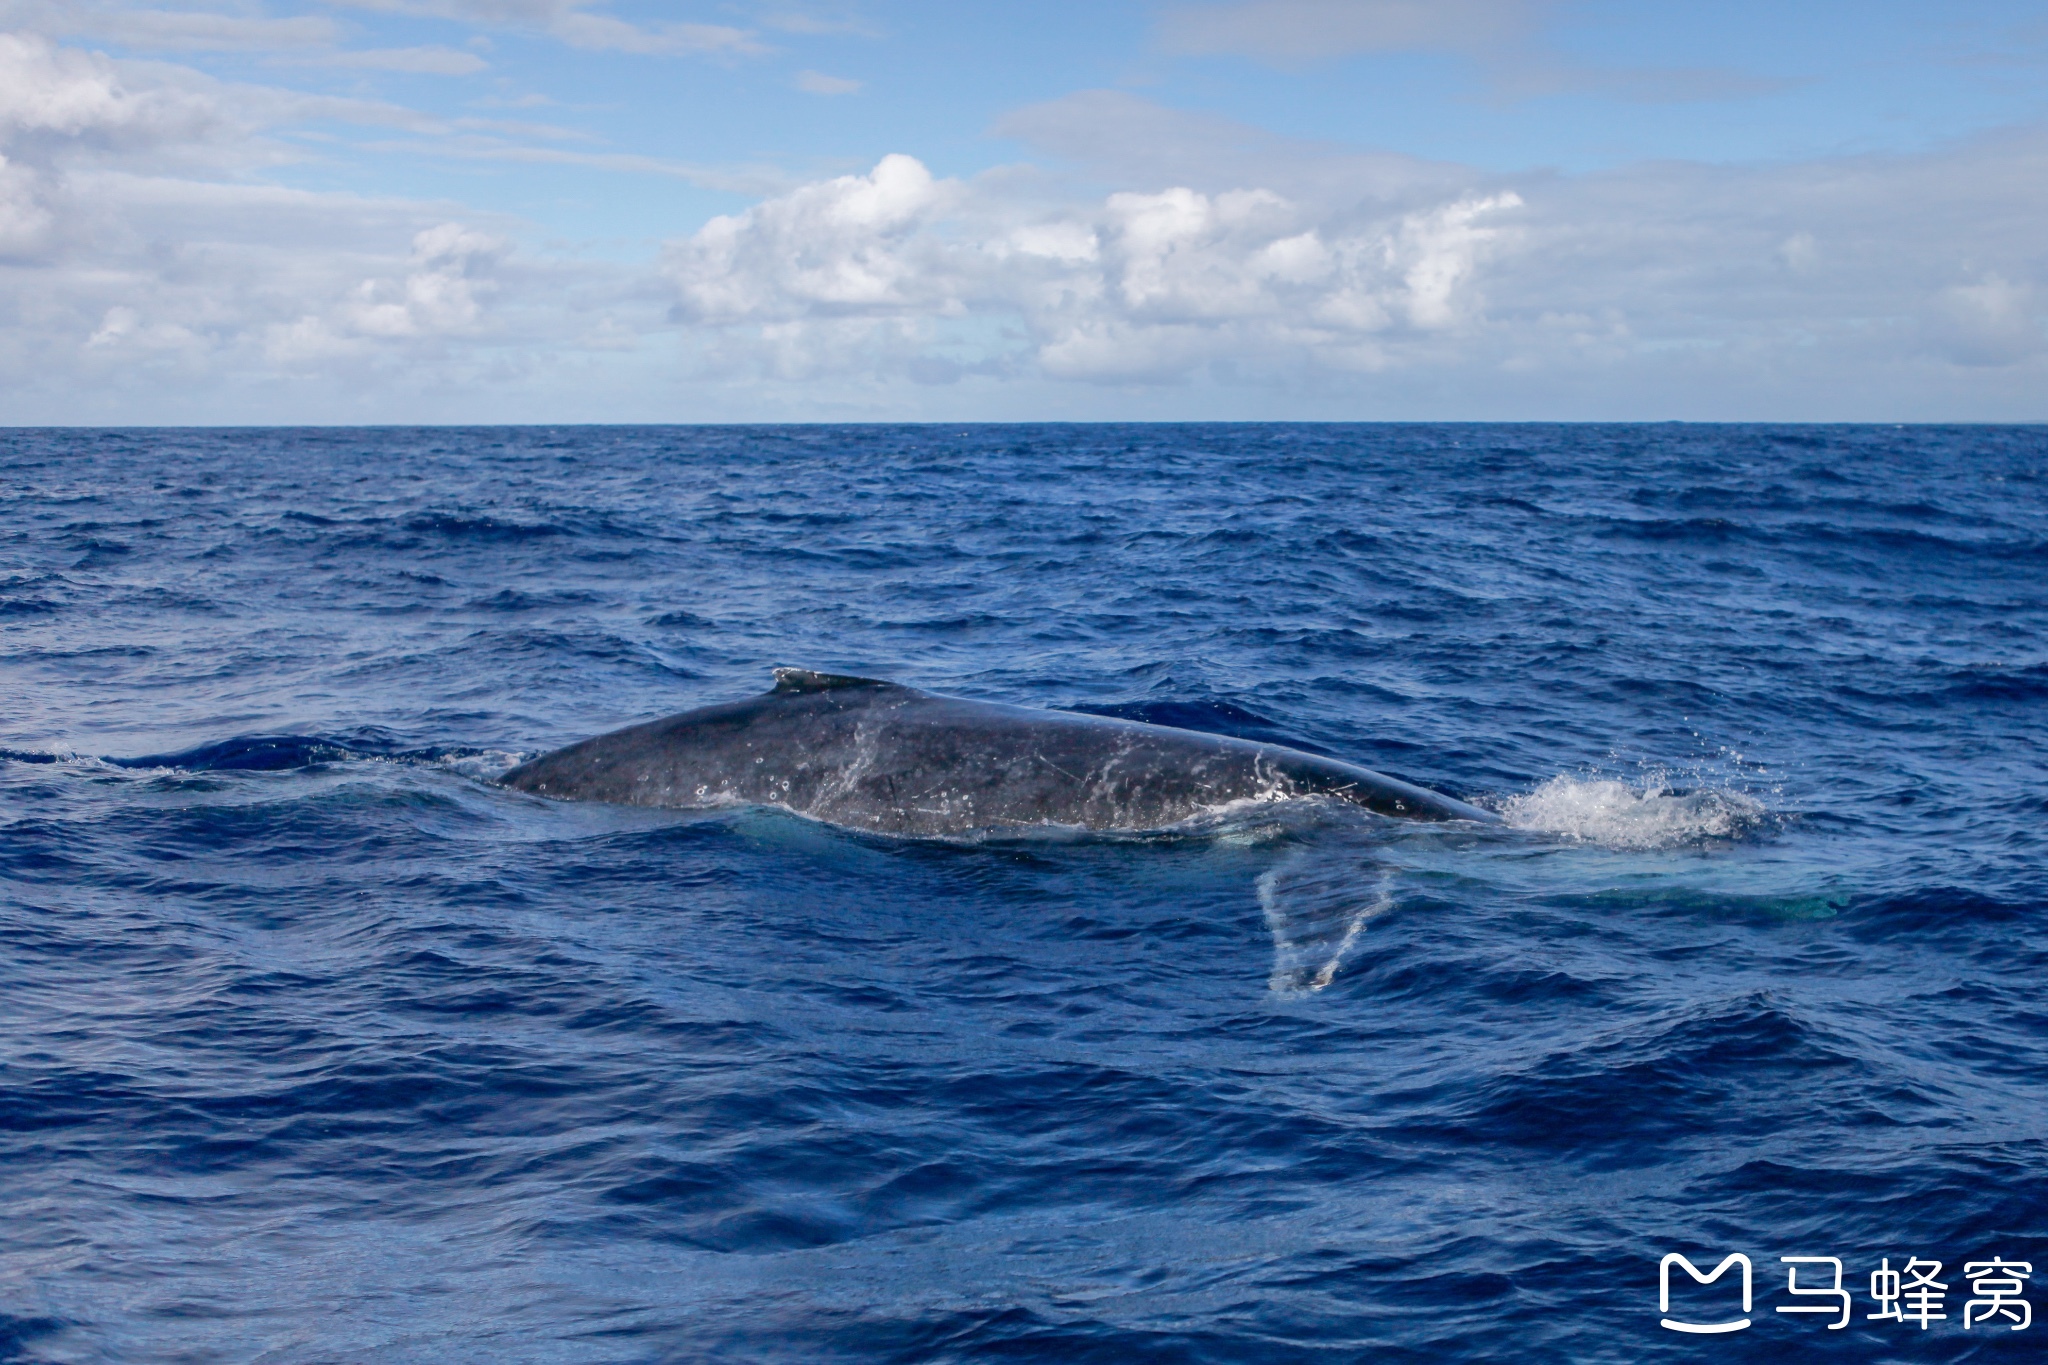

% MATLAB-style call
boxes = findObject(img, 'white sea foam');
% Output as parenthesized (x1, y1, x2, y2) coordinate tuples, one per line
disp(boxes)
(1499, 774, 1768, 850)
(1259, 857, 1395, 994)
(433, 748, 527, 782)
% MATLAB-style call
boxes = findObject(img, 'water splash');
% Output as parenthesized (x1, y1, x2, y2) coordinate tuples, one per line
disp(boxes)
(1499, 774, 1768, 850)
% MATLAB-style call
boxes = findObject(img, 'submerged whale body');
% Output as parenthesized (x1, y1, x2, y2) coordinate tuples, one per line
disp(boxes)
(503, 668, 1498, 836)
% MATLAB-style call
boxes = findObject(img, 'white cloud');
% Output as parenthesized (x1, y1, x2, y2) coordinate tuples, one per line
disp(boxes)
(6, 4, 341, 53)
(336, 221, 507, 338)
(0, 31, 636, 419)
(85, 301, 201, 353)
(661, 151, 1522, 384)
(0, 1, 759, 71)
(668, 153, 956, 324)
(650, 100, 2048, 410)
(0, 31, 226, 149)
(251, 222, 510, 365)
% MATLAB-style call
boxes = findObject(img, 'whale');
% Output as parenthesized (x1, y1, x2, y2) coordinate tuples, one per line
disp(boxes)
(501, 668, 1499, 836)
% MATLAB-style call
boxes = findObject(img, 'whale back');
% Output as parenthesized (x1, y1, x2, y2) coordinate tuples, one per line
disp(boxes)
(501, 669, 1495, 834)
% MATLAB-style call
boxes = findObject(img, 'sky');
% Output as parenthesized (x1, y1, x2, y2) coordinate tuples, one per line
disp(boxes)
(1, 0, 2045, 423)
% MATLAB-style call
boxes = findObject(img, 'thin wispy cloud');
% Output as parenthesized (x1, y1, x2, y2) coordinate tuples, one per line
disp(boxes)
(328, 0, 768, 58)
(296, 46, 491, 75)
(762, 8, 881, 38)
(9, 3, 343, 53)
(367, 135, 789, 193)
(1157, 0, 1536, 62)
(1154, 0, 1793, 105)
(794, 69, 861, 94)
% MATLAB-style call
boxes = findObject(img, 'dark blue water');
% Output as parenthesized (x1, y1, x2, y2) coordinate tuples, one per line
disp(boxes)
(3, 425, 2045, 1363)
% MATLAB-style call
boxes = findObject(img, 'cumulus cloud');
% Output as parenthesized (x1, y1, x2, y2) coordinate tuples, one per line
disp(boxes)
(662, 151, 1521, 384)
(0, 31, 228, 153)
(272, 221, 509, 355)
(652, 98, 2048, 409)
(669, 154, 956, 323)
(0, 31, 244, 260)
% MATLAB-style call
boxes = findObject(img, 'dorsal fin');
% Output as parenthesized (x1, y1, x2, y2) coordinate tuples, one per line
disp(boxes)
(772, 667, 892, 694)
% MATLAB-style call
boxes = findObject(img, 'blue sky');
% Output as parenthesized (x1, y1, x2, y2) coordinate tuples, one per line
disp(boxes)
(2, 1, 2046, 422)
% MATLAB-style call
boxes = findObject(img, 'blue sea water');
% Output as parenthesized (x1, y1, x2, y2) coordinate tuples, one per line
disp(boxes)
(1, 424, 2044, 1364)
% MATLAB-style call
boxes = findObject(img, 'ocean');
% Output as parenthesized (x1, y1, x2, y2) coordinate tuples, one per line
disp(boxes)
(2, 424, 2044, 1363)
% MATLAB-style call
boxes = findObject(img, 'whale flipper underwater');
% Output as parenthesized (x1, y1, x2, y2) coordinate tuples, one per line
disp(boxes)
(502, 668, 1498, 835)
(503, 668, 1497, 992)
